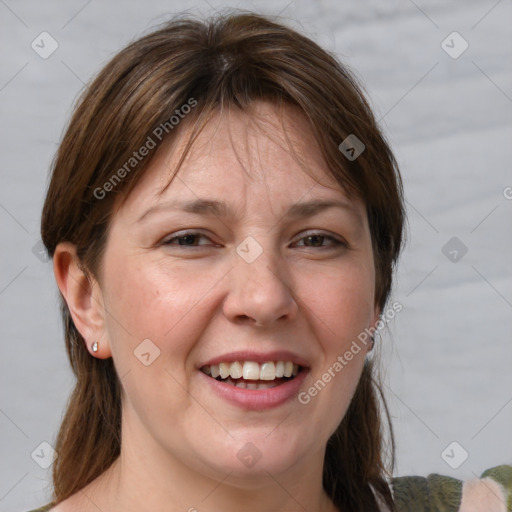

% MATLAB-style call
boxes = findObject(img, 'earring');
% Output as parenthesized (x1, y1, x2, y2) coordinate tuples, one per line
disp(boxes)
(91, 340, 99, 353)
(368, 335, 375, 352)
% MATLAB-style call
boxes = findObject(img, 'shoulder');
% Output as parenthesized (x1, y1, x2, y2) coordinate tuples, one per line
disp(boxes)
(391, 464, 512, 512)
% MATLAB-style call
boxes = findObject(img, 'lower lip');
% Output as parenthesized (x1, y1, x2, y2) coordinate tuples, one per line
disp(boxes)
(199, 369, 308, 411)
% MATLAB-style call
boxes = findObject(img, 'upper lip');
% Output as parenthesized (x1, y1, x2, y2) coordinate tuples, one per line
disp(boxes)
(198, 350, 310, 369)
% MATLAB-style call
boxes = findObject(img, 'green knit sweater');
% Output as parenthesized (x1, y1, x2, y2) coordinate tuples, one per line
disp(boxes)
(27, 464, 512, 512)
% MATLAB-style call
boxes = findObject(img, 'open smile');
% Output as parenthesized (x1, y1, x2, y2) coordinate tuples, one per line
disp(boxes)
(201, 360, 301, 390)
(198, 357, 308, 410)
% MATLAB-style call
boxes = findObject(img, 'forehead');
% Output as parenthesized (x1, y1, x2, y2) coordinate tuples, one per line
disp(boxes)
(120, 102, 361, 217)
(180, 103, 330, 182)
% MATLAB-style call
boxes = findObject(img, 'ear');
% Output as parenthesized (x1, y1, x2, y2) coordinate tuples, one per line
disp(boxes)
(370, 305, 381, 330)
(53, 242, 112, 359)
(368, 304, 382, 353)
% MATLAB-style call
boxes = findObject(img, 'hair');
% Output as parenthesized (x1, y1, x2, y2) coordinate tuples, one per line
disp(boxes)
(41, 11, 405, 512)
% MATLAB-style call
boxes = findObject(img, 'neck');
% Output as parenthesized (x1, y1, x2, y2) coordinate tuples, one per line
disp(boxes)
(104, 451, 338, 512)
(79, 415, 339, 512)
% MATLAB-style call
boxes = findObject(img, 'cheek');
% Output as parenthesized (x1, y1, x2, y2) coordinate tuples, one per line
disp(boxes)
(298, 259, 376, 350)
(296, 260, 374, 429)
(100, 255, 226, 425)
(101, 253, 225, 363)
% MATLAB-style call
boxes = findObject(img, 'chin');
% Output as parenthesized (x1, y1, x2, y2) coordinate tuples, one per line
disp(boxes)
(206, 432, 310, 483)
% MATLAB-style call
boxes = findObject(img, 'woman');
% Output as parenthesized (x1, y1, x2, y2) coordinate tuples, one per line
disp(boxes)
(32, 11, 510, 512)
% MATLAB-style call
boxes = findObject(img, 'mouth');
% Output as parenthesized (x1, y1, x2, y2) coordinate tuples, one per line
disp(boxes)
(200, 361, 302, 391)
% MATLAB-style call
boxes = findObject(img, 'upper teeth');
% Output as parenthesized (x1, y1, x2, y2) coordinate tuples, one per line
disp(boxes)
(202, 361, 299, 380)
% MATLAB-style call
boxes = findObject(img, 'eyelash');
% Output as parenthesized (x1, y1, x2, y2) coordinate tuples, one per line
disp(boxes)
(161, 231, 347, 249)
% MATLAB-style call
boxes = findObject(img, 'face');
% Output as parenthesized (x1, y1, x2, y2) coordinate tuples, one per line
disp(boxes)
(94, 102, 379, 485)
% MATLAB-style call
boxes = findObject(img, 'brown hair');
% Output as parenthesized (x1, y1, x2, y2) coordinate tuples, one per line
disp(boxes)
(41, 11, 404, 512)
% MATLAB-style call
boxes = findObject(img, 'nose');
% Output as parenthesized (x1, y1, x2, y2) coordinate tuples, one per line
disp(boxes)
(222, 246, 299, 327)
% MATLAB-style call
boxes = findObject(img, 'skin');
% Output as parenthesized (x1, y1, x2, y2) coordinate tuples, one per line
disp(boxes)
(53, 101, 380, 512)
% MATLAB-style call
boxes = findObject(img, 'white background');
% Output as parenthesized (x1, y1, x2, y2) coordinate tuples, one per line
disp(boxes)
(1, 0, 511, 510)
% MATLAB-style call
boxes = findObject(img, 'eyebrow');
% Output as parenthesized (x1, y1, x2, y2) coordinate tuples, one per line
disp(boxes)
(136, 198, 362, 225)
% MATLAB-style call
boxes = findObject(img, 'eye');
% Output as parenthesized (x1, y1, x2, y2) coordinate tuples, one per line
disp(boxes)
(161, 231, 213, 247)
(160, 230, 347, 250)
(294, 232, 347, 249)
